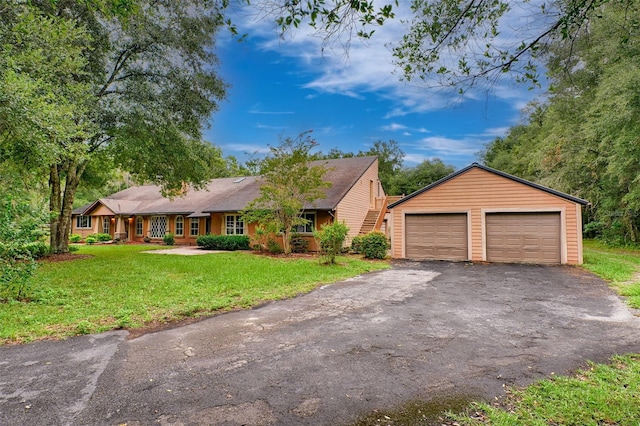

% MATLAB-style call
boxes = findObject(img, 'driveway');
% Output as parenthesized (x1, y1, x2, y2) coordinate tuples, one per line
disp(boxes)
(2, 261, 640, 425)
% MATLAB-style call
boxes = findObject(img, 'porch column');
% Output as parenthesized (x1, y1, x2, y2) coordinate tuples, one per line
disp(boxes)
(115, 216, 128, 240)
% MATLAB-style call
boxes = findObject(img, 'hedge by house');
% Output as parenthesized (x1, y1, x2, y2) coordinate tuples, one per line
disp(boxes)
(196, 235, 250, 251)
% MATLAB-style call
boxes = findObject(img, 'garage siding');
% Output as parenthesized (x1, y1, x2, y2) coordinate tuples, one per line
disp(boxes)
(389, 167, 583, 264)
(486, 213, 561, 264)
(405, 214, 468, 260)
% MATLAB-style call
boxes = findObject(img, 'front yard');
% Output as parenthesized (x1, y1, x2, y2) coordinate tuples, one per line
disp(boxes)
(0, 244, 389, 344)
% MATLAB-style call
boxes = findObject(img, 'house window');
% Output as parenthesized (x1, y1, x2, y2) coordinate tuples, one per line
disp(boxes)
(76, 215, 92, 229)
(102, 217, 110, 234)
(175, 216, 184, 236)
(150, 216, 167, 238)
(226, 215, 244, 235)
(293, 212, 315, 234)
(136, 217, 143, 236)
(190, 218, 199, 236)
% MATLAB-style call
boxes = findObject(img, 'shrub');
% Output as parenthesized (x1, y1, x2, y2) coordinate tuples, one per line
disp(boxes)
(96, 233, 111, 242)
(24, 242, 49, 259)
(350, 235, 365, 254)
(361, 231, 390, 259)
(314, 221, 349, 264)
(267, 239, 283, 254)
(69, 234, 82, 243)
(291, 234, 309, 253)
(163, 233, 175, 246)
(196, 234, 250, 251)
(85, 236, 97, 245)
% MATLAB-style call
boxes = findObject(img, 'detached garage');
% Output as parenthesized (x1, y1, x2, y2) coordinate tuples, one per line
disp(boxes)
(388, 163, 589, 265)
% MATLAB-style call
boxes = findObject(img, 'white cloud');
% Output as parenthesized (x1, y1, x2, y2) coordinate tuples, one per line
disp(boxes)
(255, 123, 288, 130)
(236, 2, 544, 118)
(248, 103, 295, 115)
(381, 123, 408, 131)
(221, 143, 271, 154)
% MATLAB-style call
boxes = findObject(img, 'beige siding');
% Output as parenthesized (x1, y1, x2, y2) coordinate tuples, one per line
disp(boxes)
(335, 158, 385, 243)
(389, 167, 583, 264)
(91, 204, 115, 217)
(71, 216, 98, 237)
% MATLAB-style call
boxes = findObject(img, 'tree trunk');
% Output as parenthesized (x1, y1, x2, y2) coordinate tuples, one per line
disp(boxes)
(282, 229, 291, 254)
(49, 159, 86, 254)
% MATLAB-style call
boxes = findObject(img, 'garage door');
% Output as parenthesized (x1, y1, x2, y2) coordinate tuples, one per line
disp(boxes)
(486, 212, 561, 264)
(405, 214, 468, 260)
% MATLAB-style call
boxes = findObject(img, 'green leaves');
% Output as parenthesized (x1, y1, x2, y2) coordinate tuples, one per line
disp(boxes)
(482, 0, 640, 243)
(242, 132, 332, 254)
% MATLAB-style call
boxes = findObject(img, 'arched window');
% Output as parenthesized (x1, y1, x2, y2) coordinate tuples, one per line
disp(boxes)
(175, 216, 184, 236)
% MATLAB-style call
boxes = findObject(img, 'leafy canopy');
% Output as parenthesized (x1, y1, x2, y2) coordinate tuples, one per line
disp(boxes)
(242, 132, 332, 255)
(0, 1, 228, 253)
(481, 0, 640, 243)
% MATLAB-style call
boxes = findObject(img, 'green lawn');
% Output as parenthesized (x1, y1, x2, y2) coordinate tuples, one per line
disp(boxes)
(446, 239, 640, 425)
(582, 239, 640, 309)
(0, 244, 388, 344)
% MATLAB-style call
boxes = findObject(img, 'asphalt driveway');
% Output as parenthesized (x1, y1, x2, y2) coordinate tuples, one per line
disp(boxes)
(2, 261, 640, 425)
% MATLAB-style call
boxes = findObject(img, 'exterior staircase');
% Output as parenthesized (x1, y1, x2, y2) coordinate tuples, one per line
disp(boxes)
(359, 209, 381, 235)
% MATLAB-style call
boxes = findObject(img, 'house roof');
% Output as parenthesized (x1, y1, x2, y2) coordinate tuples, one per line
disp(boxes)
(387, 162, 589, 209)
(75, 156, 378, 216)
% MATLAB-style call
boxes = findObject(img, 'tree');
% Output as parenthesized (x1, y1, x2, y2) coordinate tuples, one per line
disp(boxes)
(387, 158, 455, 195)
(242, 133, 332, 255)
(0, 2, 227, 253)
(254, 0, 627, 90)
(359, 140, 405, 192)
(481, 0, 640, 243)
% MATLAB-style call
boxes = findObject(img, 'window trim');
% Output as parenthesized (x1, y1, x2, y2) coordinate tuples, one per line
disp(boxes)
(293, 212, 316, 234)
(135, 216, 144, 236)
(76, 215, 92, 229)
(150, 216, 168, 239)
(175, 216, 184, 237)
(225, 214, 245, 235)
(102, 216, 110, 234)
(190, 218, 199, 237)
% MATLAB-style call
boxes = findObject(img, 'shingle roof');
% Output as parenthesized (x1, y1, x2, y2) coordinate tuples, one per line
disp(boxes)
(78, 156, 378, 216)
(388, 162, 589, 208)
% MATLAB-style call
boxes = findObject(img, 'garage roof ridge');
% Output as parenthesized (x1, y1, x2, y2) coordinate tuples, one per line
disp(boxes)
(388, 163, 590, 208)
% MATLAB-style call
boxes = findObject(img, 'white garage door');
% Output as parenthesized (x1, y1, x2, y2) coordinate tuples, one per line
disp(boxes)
(486, 212, 561, 264)
(405, 214, 468, 260)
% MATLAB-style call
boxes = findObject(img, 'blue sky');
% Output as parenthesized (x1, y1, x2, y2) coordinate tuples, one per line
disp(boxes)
(205, 3, 545, 170)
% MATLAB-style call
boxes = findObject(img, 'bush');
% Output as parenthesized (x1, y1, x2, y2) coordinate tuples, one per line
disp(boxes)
(24, 242, 49, 259)
(196, 234, 250, 251)
(267, 239, 283, 254)
(85, 236, 97, 245)
(361, 231, 390, 259)
(163, 233, 175, 246)
(95, 233, 111, 242)
(69, 234, 82, 243)
(291, 234, 309, 253)
(350, 235, 365, 254)
(314, 221, 349, 264)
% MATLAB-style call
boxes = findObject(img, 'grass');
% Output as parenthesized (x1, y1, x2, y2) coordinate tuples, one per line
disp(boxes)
(445, 239, 640, 425)
(582, 239, 640, 309)
(0, 244, 389, 344)
(450, 354, 640, 425)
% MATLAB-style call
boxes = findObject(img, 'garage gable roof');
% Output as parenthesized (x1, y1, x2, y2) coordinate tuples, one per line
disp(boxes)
(388, 163, 589, 208)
